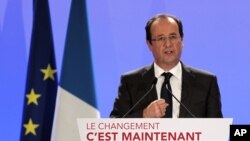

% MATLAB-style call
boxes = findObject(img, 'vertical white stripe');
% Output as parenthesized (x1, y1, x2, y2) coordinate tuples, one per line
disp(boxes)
(51, 86, 100, 141)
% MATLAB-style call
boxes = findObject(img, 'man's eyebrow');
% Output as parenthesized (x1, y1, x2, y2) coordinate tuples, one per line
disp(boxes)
(152, 34, 165, 38)
(154, 32, 178, 38)
(169, 33, 178, 36)
(155, 34, 165, 37)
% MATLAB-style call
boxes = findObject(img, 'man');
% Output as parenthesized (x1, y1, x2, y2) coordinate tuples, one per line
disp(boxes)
(110, 13, 223, 118)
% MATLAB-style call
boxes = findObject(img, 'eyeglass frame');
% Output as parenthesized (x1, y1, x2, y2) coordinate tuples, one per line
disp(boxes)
(151, 34, 181, 45)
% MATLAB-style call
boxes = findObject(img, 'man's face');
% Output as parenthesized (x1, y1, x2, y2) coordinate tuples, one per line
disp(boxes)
(147, 17, 183, 70)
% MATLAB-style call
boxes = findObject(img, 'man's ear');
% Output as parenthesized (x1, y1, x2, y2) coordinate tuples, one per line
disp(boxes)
(181, 38, 184, 49)
(146, 40, 153, 51)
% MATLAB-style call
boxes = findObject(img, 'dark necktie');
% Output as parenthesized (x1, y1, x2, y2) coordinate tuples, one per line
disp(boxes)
(161, 72, 173, 118)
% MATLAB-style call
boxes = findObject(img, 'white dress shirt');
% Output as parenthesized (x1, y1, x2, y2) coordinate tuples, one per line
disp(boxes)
(154, 62, 182, 118)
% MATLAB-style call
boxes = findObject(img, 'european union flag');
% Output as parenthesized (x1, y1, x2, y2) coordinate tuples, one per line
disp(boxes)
(20, 0, 57, 141)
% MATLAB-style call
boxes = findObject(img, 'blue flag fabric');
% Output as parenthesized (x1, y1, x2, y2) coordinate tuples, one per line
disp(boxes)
(20, 0, 57, 141)
(59, 0, 97, 109)
(51, 0, 99, 140)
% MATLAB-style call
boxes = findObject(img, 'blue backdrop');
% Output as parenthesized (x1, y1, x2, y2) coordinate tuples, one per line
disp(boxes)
(0, 0, 250, 140)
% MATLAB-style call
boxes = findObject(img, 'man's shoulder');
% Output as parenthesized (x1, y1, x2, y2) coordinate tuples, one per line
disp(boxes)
(183, 64, 216, 78)
(120, 64, 155, 85)
(122, 64, 152, 77)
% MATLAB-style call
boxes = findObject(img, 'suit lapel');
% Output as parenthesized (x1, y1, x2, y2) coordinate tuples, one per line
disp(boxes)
(179, 63, 195, 117)
(141, 64, 158, 101)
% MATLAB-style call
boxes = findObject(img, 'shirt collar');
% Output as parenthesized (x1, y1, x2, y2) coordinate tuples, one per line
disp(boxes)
(154, 62, 182, 80)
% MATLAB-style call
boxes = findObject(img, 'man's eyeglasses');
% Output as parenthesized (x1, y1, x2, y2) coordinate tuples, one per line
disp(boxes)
(151, 35, 181, 45)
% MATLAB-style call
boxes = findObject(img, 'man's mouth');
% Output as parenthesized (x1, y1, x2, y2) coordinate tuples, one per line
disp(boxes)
(164, 50, 173, 54)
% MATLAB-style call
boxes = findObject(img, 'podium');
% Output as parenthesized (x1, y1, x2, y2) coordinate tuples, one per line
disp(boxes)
(77, 118, 232, 141)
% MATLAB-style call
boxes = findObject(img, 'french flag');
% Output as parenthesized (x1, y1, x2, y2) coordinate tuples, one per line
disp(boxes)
(51, 0, 100, 141)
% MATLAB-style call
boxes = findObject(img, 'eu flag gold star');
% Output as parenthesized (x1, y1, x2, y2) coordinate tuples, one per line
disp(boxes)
(40, 64, 57, 80)
(23, 118, 39, 135)
(26, 89, 41, 105)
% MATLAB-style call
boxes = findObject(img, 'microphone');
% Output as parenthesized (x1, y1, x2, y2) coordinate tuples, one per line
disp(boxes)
(165, 86, 196, 118)
(122, 78, 158, 118)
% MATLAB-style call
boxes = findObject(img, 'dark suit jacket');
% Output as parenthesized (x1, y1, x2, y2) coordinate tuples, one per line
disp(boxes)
(110, 63, 223, 118)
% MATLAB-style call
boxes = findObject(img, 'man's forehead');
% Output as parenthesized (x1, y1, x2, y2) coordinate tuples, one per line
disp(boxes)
(155, 16, 176, 24)
(150, 17, 179, 36)
(151, 17, 178, 30)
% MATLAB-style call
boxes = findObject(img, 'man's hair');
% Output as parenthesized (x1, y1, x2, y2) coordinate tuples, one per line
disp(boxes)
(145, 14, 184, 44)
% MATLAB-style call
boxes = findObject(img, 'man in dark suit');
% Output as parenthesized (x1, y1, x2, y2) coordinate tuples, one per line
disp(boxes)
(110, 13, 223, 118)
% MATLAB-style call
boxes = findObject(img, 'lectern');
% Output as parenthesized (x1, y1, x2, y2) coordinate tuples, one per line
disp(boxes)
(77, 118, 232, 141)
